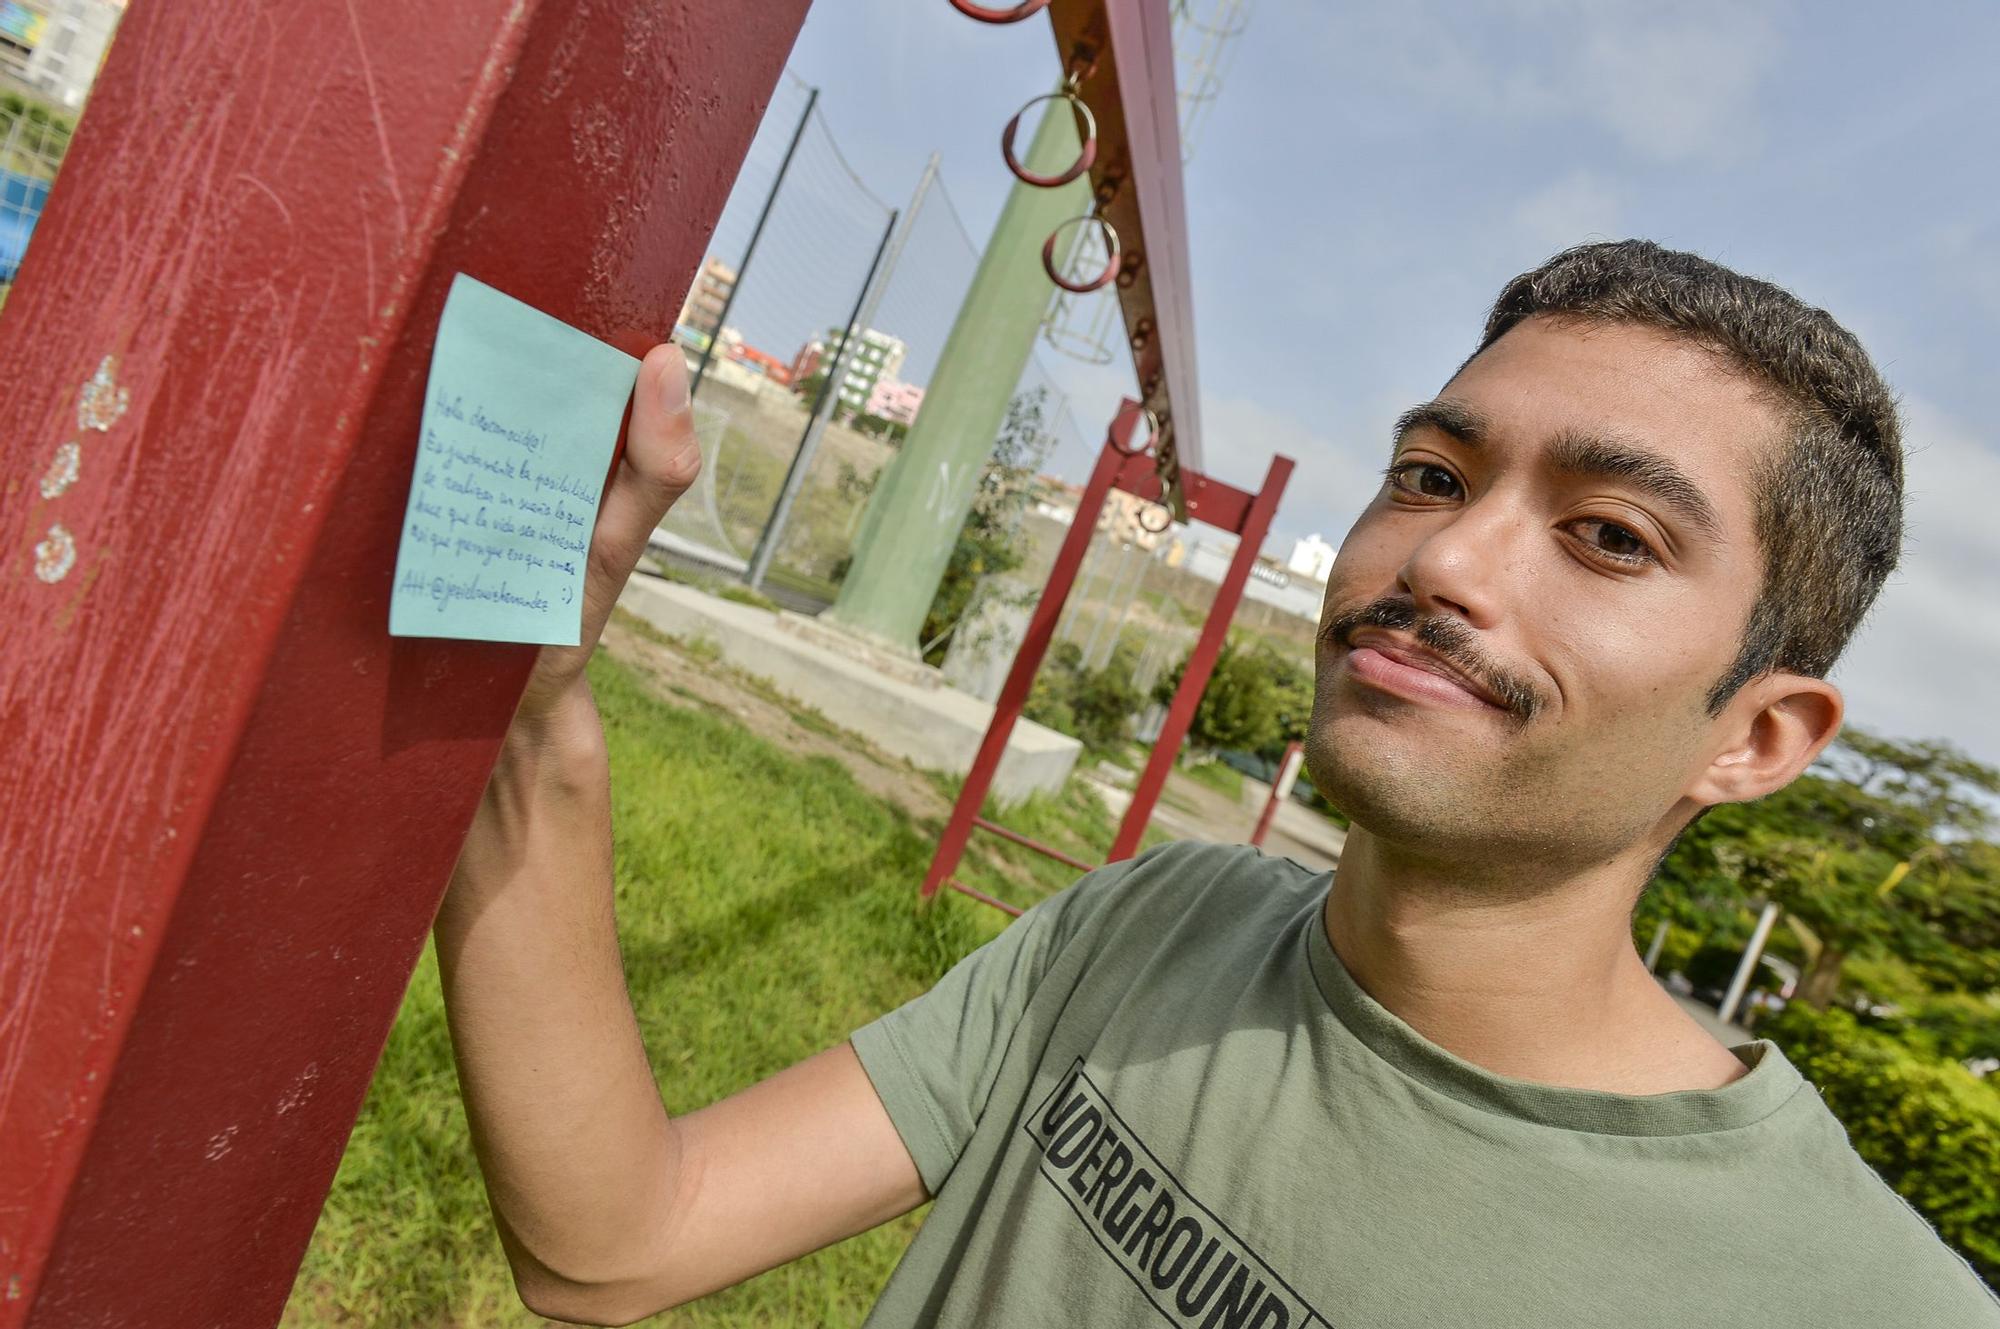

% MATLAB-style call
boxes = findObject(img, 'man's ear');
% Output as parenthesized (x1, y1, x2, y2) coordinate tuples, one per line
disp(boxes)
(1686, 674, 1844, 808)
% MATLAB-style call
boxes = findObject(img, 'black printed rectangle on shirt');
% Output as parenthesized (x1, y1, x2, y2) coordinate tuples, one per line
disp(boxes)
(1024, 1060, 1329, 1329)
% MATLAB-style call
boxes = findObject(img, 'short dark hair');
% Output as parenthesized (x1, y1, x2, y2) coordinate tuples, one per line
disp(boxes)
(1471, 239, 1904, 714)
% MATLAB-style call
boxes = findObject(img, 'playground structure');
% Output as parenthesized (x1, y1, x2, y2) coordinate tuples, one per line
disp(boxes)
(0, 2, 1293, 1325)
(924, 403, 1290, 914)
(913, 0, 1292, 912)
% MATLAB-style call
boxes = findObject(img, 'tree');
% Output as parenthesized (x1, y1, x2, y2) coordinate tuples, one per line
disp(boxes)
(915, 387, 1056, 664)
(1025, 640, 1145, 754)
(1153, 632, 1283, 756)
(850, 411, 910, 444)
(793, 368, 830, 407)
(1263, 649, 1315, 757)
(1650, 729, 2000, 1007)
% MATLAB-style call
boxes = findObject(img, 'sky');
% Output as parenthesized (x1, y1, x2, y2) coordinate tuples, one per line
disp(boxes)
(726, 0, 2000, 766)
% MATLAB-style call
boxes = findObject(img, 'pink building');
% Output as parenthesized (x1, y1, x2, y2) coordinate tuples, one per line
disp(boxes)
(865, 377, 925, 426)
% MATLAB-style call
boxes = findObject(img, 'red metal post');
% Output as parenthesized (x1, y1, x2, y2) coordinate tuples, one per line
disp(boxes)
(1109, 453, 1294, 861)
(944, 879, 1027, 918)
(972, 817, 1098, 873)
(919, 400, 1148, 900)
(0, 3, 807, 1325)
(1045, 0, 1204, 488)
(1248, 740, 1306, 849)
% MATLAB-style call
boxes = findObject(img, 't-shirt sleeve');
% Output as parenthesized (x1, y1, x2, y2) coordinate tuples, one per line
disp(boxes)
(849, 849, 1166, 1194)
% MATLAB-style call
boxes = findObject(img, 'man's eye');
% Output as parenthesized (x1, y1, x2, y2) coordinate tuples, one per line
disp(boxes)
(1386, 462, 1461, 500)
(1573, 518, 1656, 565)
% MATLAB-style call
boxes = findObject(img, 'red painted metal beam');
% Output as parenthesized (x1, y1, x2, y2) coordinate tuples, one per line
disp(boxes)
(922, 398, 1295, 914)
(972, 817, 1099, 873)
(1110, 452, 1294, 861)
(1047, 0, 1202, 501)
(920, 401, 1149, 901)
(1182, 469, 1257, 535)
(1249, 741, 1306, 849)
(945, 879, 1027, 918)
(0, 2, 808, 1324)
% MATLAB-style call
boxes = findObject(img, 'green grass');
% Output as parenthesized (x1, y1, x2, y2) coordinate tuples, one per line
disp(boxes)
(716, 584, 780, 612)
(931, 772, 1165, 912)
(281, 650, 1101, 1327)
(1177, 757, 1245, 802)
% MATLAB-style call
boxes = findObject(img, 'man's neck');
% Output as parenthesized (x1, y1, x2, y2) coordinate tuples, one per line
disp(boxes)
(1323, 828, 1747, 1095)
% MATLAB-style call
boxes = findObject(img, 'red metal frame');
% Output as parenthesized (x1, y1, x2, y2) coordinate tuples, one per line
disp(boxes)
(1046, 0, 1203, 503)
(0, 3, 808, 1324)
(921, 399, 1293, 910)
(1249, 740, 1306, 849)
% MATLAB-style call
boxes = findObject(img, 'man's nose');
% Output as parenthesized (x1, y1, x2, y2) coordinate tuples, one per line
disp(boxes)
(1394, 498, 1525, 631)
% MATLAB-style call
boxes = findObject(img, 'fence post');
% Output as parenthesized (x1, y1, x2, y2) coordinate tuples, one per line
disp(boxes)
(747, 150, 940, 593)
(689, 85, 818, 401)
(746, 201, 899, 592)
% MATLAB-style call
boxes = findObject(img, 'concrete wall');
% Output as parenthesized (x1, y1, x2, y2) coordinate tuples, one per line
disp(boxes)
(623, 572, 1080, 805)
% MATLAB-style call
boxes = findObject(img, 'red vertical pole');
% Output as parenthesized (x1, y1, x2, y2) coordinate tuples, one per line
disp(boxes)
(920, 401, 1145, 900)
(1248, 740, 1305, 848)
(1110, 454, 1294, 861)
(0, 3, 808, 1325)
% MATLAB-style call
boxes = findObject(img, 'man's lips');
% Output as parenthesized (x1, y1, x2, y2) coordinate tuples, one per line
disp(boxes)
(1342, 630, 1504, 711)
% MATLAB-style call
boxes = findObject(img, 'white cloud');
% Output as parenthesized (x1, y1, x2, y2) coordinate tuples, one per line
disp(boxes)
(1200, 392, 1395, 547)
(1930, 219, 2000, 325)
(1563, 1, 1780, 163)
(1511, 169, 1625, 253)
(1320, 0, 1782, 165)
(1831, 396, 2000, 764)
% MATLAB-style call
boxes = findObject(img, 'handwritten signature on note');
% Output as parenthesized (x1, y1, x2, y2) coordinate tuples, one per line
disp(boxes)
(388, 273, 640, 645)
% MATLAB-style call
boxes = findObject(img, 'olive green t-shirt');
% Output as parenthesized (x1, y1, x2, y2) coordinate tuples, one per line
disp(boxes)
(849, 841, 2000, 1328)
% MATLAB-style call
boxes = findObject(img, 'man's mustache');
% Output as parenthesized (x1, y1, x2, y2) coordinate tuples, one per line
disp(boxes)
(1319, 597, 1545, 724)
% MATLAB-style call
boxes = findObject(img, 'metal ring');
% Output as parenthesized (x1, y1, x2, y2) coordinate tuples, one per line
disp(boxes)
(949, 0, 1052, 22)
(1107, 405, 1160, 457)
(1001, 91, 1097, 189)
(1138, 501, 1174, 534)
(1043, 214, 1120, 294)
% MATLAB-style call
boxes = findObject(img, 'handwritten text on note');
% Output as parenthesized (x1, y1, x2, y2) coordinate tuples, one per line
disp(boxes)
(388, 273, 640, 645)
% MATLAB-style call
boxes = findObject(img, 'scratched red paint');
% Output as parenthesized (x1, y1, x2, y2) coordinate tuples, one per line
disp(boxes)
(0, 2, 808, 1324)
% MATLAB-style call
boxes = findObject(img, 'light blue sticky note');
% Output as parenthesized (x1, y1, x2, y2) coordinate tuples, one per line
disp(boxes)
(389, 273, 639, 645)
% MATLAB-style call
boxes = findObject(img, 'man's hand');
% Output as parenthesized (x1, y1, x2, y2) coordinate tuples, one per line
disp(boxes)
(519, 343, 700, 720)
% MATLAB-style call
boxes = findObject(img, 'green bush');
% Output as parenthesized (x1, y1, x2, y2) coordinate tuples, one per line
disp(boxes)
(1153, 633, 1281, 755)
(1765, 1003, 2000, 1286)
(1888, 993, 2000, 1063)
(1025, 641, 1143, 755)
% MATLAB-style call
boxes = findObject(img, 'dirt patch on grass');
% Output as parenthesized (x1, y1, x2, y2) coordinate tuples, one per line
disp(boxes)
(603, 611, 953, 826)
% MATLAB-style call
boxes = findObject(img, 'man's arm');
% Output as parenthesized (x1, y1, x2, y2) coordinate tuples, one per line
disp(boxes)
(432, 346, 925, 1327)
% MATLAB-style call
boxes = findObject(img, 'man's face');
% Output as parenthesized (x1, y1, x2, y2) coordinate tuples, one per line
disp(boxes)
(1309, 315, 1784, 869)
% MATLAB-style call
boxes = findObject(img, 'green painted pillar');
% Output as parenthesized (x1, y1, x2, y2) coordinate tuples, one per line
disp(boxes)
(825, 95, 1091, 653)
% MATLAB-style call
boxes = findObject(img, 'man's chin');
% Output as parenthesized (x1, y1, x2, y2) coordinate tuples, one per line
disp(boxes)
(1305, 704, 1490, 837)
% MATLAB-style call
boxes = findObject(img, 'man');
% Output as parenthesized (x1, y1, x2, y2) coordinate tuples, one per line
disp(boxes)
(435, 241, 2000, 1326)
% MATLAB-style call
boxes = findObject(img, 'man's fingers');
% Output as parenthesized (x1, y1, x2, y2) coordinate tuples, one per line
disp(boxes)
(581, 345, 701, 637)
(622, 344, 704, 513)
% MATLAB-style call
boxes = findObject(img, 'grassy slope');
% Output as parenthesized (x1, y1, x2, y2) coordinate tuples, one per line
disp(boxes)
(284, 649, 1141, 1327)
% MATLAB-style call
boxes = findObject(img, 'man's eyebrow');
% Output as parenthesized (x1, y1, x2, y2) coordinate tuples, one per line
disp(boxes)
(1392, 398, 1489, 449)
(1545, 428, 1725, 546)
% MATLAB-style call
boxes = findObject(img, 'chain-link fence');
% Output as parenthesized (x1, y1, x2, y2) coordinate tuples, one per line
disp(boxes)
(1, 97, 74, 289)
(654, 73, 1114, 620)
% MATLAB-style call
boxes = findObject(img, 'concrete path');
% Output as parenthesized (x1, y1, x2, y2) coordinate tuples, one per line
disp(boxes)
(1082, 765, 1344, 872)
